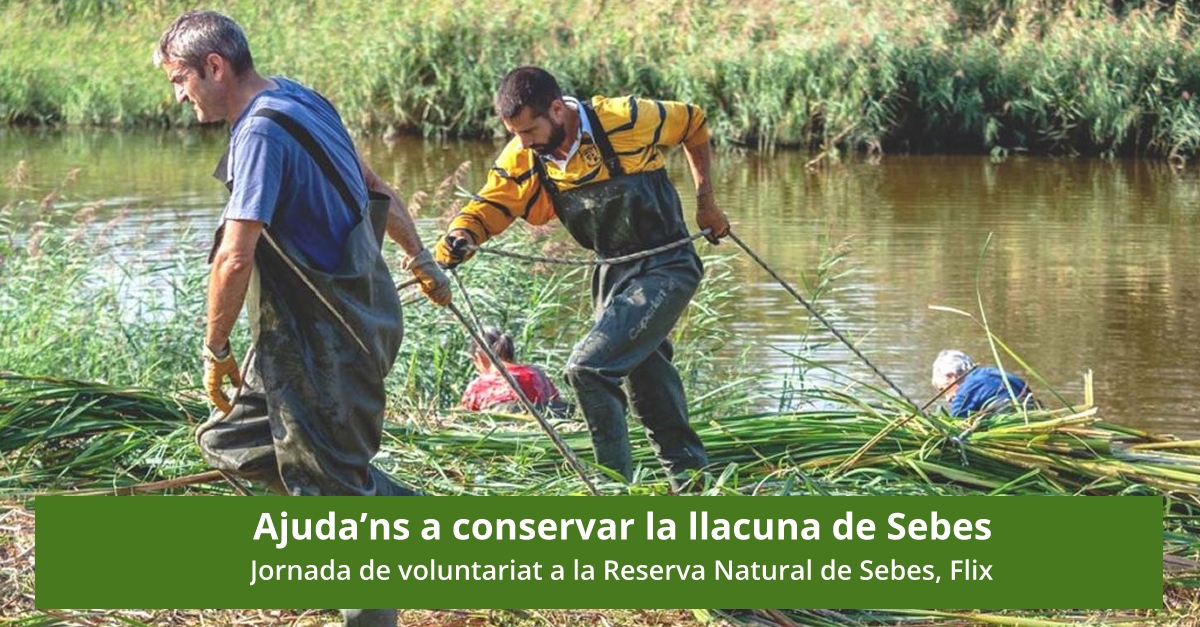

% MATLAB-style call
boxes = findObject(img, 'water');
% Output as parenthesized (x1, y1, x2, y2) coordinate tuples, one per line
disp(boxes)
(3, 128, 1198, 437)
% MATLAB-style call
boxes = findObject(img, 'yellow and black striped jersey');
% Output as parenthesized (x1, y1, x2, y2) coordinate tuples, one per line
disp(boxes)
(447, 95, 709, 245)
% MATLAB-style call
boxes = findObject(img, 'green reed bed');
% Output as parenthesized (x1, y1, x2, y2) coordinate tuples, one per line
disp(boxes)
(0, 374, 206, 493)
(3, 178, 1197, 621)
(2, 0, 1199, 157)
(2, 358, 1198, 626)
(0, 204, 207, 389)
(9, 184, 1200, 510)
(0, 172, 746, 494)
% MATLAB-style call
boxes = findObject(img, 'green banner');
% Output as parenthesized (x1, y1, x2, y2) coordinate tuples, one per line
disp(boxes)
(35, 495, 1160, 609)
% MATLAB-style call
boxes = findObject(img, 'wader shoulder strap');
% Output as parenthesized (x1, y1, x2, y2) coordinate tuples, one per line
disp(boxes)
(253, 108, 364, 217)
(531, 100, 625, 198)
(531, 157, 560, 197)
(580, 101, 624, 177)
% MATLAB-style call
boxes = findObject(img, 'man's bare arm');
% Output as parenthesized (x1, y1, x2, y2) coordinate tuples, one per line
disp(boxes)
(360, 158, 426, 257)
(205, 218, 263, 351)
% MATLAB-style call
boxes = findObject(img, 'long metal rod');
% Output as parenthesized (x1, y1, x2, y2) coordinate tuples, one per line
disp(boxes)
(41, 471, 229, 497)
(445, 299, 600, 495)
(449, 270, 487, 334)
(726, 230, 926, 414)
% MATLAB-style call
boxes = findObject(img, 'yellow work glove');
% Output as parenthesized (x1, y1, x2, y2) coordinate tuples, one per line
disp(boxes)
(695, 191, 730, 244)
(434, 231, 476, 269)
(203, 342, 242, 415)
(405, 248, 452, 306)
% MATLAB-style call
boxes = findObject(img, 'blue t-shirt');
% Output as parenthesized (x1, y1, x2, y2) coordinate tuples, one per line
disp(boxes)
(221, 78, 366, 271)
(949, 367, 1031, 418)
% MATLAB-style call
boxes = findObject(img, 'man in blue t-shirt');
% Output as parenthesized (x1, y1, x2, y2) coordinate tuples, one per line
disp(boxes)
(931, 349, 1035, 418)
(157, 11, 447, 626)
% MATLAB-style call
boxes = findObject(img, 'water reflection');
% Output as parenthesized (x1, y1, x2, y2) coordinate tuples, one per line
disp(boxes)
(3, 129, 1197, 437)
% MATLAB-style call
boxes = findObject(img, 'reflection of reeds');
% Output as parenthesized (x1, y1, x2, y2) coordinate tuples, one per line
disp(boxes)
(4, 161, 30, 190)
(1, 186, 209, 392)
(3, 191, 1198, 620)
(3, 2, 1199, 157)
(405, 161, 472, 223)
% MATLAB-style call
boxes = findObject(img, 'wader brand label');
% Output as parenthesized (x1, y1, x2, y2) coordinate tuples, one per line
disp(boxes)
(629, 278, 674, 341)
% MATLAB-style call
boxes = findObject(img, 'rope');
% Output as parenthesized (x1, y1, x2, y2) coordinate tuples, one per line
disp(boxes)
(467, 230, 709, 266)
(726, 230, 930, 420)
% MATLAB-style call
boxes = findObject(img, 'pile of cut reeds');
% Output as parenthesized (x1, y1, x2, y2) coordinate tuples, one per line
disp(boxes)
(4, 373, 1198, 623)
(7, 371, 1200, 510)
(402, 399, 1200, 504)
(0, 373, 205, 494)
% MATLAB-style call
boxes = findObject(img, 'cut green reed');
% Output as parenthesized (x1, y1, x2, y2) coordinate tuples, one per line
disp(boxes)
(2, 0, 1199, 157)
(0, 374, 206, 493)
(0, 173, 749, 494)
(11, 200, 1200, 513)
(709, 607, 1136, 627)
(3, 253, 1198, 626)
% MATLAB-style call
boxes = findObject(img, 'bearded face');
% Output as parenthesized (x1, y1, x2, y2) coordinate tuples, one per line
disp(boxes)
(503, 102, 571, 158)
(530, 119, 567, 156)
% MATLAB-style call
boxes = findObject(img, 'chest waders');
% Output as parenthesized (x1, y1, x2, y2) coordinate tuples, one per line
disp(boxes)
(195, 108, 416, 499)
(533, 102, 708, 488)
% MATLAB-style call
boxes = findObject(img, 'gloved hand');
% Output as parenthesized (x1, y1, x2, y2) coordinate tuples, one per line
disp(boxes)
(434, 230, 476, 268)
(695, 192, 730, 244)
(203, 342, 242, 415)
(404, 248, 451, 306)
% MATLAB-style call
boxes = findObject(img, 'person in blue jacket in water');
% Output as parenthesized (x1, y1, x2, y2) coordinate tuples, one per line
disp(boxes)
(931, 349, 1036, 418)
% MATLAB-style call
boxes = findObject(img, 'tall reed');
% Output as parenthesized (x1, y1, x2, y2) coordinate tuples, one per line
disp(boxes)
(2, 0, 1198, 157)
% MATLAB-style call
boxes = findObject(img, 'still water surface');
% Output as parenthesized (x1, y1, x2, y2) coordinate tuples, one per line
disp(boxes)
(3, 128, 1198, 437)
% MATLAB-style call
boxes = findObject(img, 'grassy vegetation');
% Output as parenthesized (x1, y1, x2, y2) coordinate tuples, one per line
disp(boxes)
(2, 0, 1200, 157)
(4, 171, 1200, 622)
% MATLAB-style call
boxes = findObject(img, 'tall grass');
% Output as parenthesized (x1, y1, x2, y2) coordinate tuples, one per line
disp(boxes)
(4, 179, 1199, 626)
(0, 165, 748, 465)
(0, 199, 207, 389)
(9, 177, 1200, 506)
(1, 0, 1199, 157)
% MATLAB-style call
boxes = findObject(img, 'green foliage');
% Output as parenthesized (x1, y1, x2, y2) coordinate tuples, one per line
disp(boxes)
(0, 175, 746, 493)
(0, 200, 208, 389)
(1, 0, 1199, 156)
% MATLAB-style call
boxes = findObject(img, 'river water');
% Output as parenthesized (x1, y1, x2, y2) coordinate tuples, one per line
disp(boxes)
(3, 128, 1197, 437)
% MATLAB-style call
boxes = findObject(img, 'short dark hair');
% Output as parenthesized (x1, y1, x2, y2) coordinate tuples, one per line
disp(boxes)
(494, 66, 562, 120)
(154, 10, 254, 77)
(470, 327, 516, 362)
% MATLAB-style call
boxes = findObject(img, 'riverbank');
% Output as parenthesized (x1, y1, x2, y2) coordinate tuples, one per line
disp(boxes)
(3, 374, 1198, 624)
(2, 0, 1198, 157)
(3, 178, 1198, 623)
(5, 496, 1195, 626)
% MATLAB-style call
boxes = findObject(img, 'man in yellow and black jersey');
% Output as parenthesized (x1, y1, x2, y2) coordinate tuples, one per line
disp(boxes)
(435, 66, 730, 490)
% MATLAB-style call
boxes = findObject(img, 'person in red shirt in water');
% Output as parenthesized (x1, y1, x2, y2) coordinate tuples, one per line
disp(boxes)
(461, 327, 568, 415)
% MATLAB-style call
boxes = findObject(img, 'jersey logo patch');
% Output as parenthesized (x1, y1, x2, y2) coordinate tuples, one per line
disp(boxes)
(581, 144, 602, 167)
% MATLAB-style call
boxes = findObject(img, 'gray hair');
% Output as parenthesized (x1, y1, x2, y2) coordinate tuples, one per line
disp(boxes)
(931, 349, 974, 389)
(153, 10, 254, 77)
